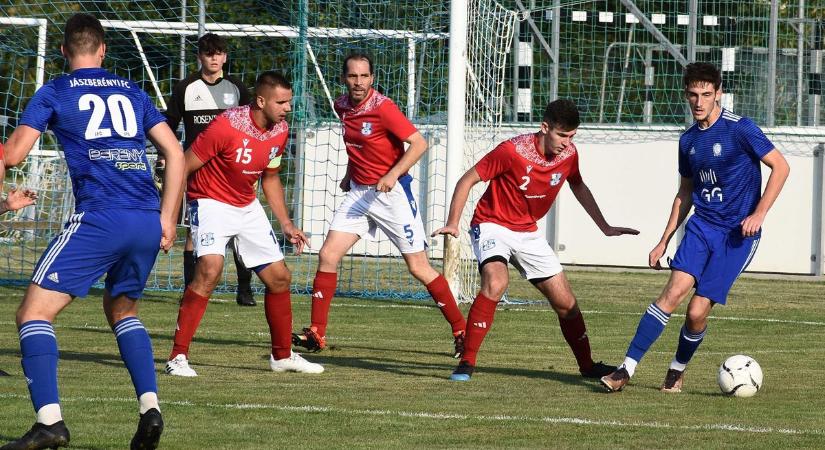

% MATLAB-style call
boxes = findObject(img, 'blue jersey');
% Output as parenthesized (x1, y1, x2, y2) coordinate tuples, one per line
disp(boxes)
(20, 67, 165, 212)
(678, 109, 774, 232)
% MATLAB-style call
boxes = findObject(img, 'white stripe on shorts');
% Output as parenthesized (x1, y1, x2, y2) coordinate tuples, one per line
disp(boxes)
(33, 212, 84, 284)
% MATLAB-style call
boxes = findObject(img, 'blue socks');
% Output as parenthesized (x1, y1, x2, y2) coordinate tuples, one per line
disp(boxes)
(113, 317, 158, 399)
(626, 303, 671, 364)
(674, 325, 706, 366)
(19, 320, 60, 412)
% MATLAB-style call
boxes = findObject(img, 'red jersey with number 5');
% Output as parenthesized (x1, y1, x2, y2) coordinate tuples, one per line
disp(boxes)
(187, 105, 287, 207)
(334, 89, 417, 185)
(472, 133, 581, 232)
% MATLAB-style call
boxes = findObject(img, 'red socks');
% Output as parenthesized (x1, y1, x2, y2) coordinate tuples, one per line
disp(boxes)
(170, 287, 209, 359)
(460, 293, 498, 366)
(265, 291, 293, 360)
(425, 275, 467, 335)
(309, 271, 337, 337)
(558, 311, 594, 373)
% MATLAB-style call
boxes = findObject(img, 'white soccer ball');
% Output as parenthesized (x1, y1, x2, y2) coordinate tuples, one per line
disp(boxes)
(717, 354, 763, 397)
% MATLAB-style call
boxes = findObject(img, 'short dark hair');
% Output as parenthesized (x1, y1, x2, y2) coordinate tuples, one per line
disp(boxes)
(63, 13, 104, 58)
(683, 62, 722, 90)
(255, 71, 292, 94)
(542, 99, 580, 130)
(197, 33, 227, 55)
(342, 53, 374, 76)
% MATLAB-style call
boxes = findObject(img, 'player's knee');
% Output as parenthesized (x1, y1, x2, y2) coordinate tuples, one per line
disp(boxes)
(685, 308, 708, 331)
(479, 281, 507, 301)
(408, 263, 436, 284)
(318, 246, 342, 267)
(264, 267, 291, 292)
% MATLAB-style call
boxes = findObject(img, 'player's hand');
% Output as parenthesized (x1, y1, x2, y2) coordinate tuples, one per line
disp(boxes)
(648, 242, 667, 270)
(283, 223, 310, 255)
(431, 224, 460, 238)
(159, 218, 176, 252)
(603, 226, 640, 237)
(740, 212, 765, 237)
(339, 174, 351, 192)
(2, 187, 38, 212)
(375, 173, 397, 193)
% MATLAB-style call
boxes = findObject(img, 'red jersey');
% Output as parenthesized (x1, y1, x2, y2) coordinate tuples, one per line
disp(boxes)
(334, 89, 418, 185)
(187, 105, 287, 207)
(472, 133, 582, 232)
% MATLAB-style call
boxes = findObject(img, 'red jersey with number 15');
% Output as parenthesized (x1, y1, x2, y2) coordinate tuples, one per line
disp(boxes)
(187, 105, 287, 207)
(334, 89, 418, 185)
(472, 133, 581, 232)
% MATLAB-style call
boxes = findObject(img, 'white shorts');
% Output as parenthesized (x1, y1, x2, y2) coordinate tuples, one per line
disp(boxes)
(189, 198, 284, 268)
(470, 222, 563, 280)
(329, 175, 427, 253)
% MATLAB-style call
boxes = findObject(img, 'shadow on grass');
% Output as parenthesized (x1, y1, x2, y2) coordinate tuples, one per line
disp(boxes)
(0, 432, 109, 450)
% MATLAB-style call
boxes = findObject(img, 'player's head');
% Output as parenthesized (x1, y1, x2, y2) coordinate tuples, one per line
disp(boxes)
(61, 13, 105, 61)
(342, 53, 374, 104)
(540, 99, 579, 156)
(254, 71, 293, 125)
(683, 62, 722, 123)
(197, 33, 228, 77)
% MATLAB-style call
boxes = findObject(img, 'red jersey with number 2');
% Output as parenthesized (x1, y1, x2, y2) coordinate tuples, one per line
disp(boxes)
(334, 89, 417, 185)
(472, 133, 581, 232)
(187, 105, 287, 207)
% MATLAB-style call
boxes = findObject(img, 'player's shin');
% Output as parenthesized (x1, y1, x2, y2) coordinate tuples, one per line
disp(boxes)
(19, 320, 62, 424)
(309, 271, 337, 337)
(461, 294, 498, 366)
(264, 290, 292, 360)
(426, 274, 466, 334)
(624, 303, 671, 377)
(169, 287, 209, 359)
(113, 317, 159, 414)
(558, 310, 593, 372)
(671, 325, 706, 371)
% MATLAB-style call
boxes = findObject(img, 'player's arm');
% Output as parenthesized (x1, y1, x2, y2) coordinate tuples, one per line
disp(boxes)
(376, 131, 427, 193)
(568, 177, 639, 237)
(649, 176, 694, 269)
(740, 149, 789, 237)
(261, 169, 309, 254)
(147, 122, 185, 251)
(3, 125, 41, 167)
(0, 144, 37, 213)
(431, 166, 482, 238)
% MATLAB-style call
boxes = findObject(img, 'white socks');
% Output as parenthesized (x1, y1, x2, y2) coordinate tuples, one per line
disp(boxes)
(621, 357, 638, 378)
(139, 392, 160, 415)
(36, 403, 62, 425)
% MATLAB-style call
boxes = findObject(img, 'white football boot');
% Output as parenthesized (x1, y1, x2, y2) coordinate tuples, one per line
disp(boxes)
(269, 352, 324, 374)
(165, 354, 198, 377)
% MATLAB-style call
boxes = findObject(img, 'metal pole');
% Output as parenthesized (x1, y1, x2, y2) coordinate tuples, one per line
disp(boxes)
(796, 0, 805, 126)
(291, 0, 309, 232)
(198, 0, 205, 37)
(687, 0, 698, 63)
(813, 144, 825, 276)
(767, 0, 778, 126)
(616, 24, 636, 123)
(551, 0, 560, 101)
(619, 0, 687, 66)
(180, 0, 187, 80)
(644, 46, 654, 124)
(811, 22, 823, 126)
(444, 0, 469, 298)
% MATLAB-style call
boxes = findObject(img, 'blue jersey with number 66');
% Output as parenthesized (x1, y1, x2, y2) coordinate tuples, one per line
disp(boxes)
(20, 67, 165, 212)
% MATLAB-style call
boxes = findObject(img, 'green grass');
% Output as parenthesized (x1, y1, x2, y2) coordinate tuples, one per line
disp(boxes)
(1, 271, 824, 449)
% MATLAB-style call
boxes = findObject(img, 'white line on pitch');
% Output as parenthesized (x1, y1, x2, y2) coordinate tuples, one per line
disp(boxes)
(0, 393, 820, 436)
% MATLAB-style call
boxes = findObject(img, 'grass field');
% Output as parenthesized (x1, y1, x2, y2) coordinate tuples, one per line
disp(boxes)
(1, 270, 823, 449)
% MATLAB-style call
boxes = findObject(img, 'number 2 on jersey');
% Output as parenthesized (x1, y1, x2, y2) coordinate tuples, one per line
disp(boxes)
(519, 176, 531, 190)
(79, 93, 138, 139)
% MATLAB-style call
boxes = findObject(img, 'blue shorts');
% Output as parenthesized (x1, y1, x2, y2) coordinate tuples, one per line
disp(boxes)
(670, 216, 760, 305)
(31, 209, 161, 299)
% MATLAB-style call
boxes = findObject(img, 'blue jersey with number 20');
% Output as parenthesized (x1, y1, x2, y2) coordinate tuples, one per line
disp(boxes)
(20, 67, 165, 212)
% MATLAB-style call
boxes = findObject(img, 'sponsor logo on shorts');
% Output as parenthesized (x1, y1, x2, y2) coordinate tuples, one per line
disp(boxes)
(200, 232, 215, 246)
(481, 239, 496, 251)
(47, 272, 59, 283)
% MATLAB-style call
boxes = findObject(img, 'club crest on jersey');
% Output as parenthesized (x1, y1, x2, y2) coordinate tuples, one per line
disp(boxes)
(361, 122, 373, 135)
(713, 143, 722, 156)
(200, 232, 215, 246)
(481, 239, 496, 251)
(549, 173, 562, 186)
(223, 93, 236, 105)
(269, 146, 280, 160)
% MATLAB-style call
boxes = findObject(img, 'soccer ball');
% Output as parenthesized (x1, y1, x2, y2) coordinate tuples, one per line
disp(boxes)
(717, 355, 763, 397)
